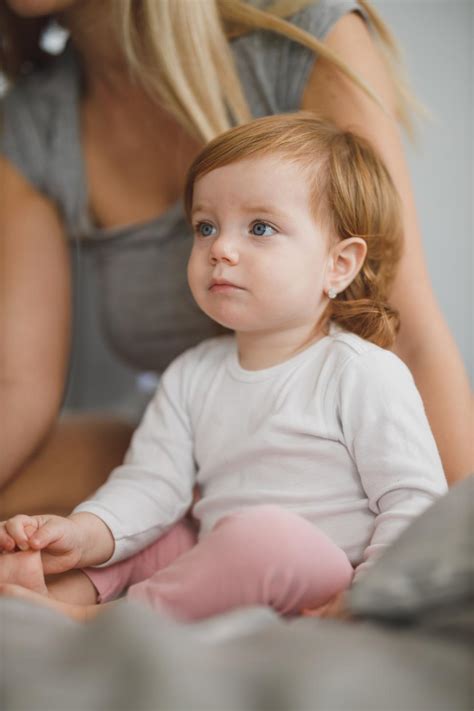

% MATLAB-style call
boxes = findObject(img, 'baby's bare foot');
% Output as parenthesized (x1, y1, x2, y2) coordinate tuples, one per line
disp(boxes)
(0, 550, 48, 595)
(0, 583, 94, 622)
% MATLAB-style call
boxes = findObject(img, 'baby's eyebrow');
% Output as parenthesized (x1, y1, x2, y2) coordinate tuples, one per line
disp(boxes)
(191, 204, 211, 216)
(191, 203, 287, 219)
(242, 204, 287, 219)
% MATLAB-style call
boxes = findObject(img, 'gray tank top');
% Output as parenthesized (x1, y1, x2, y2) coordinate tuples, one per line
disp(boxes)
(1, 0, 364, 373)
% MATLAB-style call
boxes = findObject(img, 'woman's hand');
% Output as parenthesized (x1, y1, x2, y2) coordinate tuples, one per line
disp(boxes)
(301, 591, 351, 620)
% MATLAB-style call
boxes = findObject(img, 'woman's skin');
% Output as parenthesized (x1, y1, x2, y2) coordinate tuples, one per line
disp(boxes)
(0, 0, 471, 529)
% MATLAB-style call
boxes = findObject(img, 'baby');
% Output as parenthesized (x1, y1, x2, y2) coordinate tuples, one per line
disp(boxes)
(0, 113, 447, 622)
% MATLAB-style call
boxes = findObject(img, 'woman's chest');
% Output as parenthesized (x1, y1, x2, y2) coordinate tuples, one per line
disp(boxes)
(81, 101, 202, 229)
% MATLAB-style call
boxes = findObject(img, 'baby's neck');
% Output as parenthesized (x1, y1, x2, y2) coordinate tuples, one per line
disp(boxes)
(236, 326, 328, 371)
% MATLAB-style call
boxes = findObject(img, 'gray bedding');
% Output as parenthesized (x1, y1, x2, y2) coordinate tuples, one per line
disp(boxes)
(1, 477, 473, 711)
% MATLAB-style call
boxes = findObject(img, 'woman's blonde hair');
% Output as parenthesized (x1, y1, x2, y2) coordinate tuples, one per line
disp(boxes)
(184, 112, 402, 349)
(0, 0, 417, 142)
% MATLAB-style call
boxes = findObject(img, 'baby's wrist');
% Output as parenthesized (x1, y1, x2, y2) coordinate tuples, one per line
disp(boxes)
(68, 512, 115, 567)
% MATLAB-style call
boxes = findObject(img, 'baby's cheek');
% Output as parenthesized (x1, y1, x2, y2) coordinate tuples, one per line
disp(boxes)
(187, 260, 203, 299)
(189, 284, 208, 315)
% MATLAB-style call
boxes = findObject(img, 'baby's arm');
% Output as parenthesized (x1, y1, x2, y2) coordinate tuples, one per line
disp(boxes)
(0, 351, 197, 573)
(337, 348, 448, 582)
(0, 512, 114, 574)
(72, 351, 197, 567)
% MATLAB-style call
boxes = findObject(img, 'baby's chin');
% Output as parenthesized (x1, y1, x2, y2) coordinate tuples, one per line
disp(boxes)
(205, 314, 246, 332)
(203, 309, 261, 334)
(195, 299, 253, 333)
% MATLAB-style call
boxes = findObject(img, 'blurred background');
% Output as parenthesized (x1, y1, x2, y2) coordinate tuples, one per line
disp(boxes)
(2, 0, 472, 419)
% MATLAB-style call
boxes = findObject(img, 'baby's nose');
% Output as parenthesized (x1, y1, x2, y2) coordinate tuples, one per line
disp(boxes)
(209, 234, 239, 264)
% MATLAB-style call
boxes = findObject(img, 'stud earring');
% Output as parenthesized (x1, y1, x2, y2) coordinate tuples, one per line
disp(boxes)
(327, 287, 337, 299)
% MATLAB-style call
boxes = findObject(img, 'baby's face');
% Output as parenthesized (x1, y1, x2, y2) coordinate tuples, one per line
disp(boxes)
(187, 155, 331, 335)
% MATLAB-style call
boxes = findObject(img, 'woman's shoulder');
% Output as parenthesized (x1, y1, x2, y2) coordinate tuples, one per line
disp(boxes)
(1, 44, 78, 131)
(6, 42, 75, 91)
(277, 0, 368, 40)
(1, 44, 84, 233)
(235, 0, 365, 45)
(1, 45, 79, 175)
(231, 0, 367, 114)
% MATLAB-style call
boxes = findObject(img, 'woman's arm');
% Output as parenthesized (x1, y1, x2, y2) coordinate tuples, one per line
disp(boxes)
(301, 12, 472, 483)
(0, 157, 72, 487)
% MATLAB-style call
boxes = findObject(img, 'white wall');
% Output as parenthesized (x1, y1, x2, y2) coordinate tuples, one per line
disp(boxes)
(372, 0, 472, 379)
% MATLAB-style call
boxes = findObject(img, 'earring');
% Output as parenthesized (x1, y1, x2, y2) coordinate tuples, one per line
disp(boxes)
(327, 287, 337, 299)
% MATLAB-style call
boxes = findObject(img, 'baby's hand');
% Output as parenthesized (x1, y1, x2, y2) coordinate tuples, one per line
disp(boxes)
(0, 514, 85, 574)
(0, 514, 35, 552)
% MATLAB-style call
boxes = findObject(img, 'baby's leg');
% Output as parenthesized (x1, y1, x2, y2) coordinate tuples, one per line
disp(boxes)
(0, 551, 101, 621)
(46, 569, 99, 604)
(0, 549, 99, 605)
(126, 505, 354, 621)
(0, 582, 116, 622)
(0, 550, 48, 595)
(0, 521, 194, 621)
(34, 520, 197, 621)
(83, 520, 197, 603)
(0, 519, 196, 609)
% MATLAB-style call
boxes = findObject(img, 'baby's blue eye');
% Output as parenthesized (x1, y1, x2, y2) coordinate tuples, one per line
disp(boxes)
(251, 222, 275, 237)
(196, 222, 216, 237)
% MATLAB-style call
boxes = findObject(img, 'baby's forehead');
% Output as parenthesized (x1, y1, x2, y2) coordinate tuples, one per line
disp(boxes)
(193, 154, 315, 199)
(189, 152, 330, 235)
(215, 152, 310, 174)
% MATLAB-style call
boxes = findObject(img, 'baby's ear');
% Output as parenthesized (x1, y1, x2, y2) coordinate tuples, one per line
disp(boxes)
(325, 238, 367, 295)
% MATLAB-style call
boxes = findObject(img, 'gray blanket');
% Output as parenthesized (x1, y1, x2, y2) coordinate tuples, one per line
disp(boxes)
(1, 477, 473, 711)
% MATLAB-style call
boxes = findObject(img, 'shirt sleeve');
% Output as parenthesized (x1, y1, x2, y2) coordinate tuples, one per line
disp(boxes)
(278, 0, 369, 112)
(336, 348, 448, 581)
(73, 349, 197, 566)
(231, 0, 368, 117)
(0, 80, 48, 192)
(0, 48, 88, 239)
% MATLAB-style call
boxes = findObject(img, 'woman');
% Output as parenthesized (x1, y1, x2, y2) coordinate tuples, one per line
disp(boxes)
(0, 0, 471, 521)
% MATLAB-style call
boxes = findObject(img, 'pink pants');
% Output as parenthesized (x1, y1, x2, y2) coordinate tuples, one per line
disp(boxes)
(84, 506, 353, 621)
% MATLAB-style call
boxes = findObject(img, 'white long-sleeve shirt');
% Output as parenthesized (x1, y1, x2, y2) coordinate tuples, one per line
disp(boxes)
(74, 327, 447, 578)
